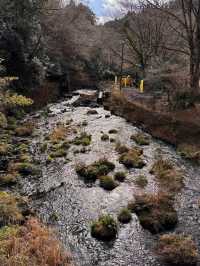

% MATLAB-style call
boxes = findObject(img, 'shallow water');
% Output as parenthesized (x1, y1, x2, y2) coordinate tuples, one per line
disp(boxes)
(21, 94, 200, 266)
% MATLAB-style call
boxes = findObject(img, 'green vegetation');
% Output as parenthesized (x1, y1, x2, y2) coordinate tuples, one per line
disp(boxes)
(0, 172, 18, 185)
(99, 176, 118, 190)
(91, 215, 118, 241)
(150, 159, 184, 192)
(8, 162, 40, 176)
(115, 142, 129, 154)
(177, 144, 200, 162)
(76, 159, 115, 181)
(157, 234, 198, 266)
(134, 175, 148, 188)
(119, 148, 145, 169)
(128, 193, 178, 234)
(0, 112, 7, 129)
(114, 171, 126, 182)
(15, 123, 34, 137)
(101, 134, 109, 141)
(0, 143, 10, 156)
(118, 208, 132, 224)
(73, 132, 92, 146)
(130, 133, 150, 146)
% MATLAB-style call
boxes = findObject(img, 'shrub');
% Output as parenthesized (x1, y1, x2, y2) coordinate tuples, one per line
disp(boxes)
(0, 172, 18, 185)
(8, 162, 40, 176)
(87, 109, 98, 115)
(114, 171, 126, 182)
(48, 126, 72, 143)
(177, 144, 200, 162)
(108, 129, 118, 134)
(99, 176, 118, 190)
(134, 175, 148, 188)
(0, 143, 10, 156)
(73, 132, 92, 146)
(150, 159, 184, 192)
(15, 122, 34, 137)
(101, 134, 109, 141)
(91, 215, 118, 241)
(128, 193, 178, 234)
(0, 112, 7, 129)
(0, 192, 24, 226)
(157, 234, 198, 265)
(119, 148, 145, 169)
(115, 142, 129, 154)
(0, 218, 72, 266)
(50, 149, 67, 158)
(6, 93, 33, 107)
(130, 133, 150, 146)
(76, 159, 115, 181)
(118, 208, 132, 223)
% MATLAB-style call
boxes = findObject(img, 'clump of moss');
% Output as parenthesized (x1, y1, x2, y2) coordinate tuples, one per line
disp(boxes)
(87, 109, 98, 115)
(134, 175, 148, 188)
(15, 122, 34, 137)
(131, 133, 150, 146)
(76, 158, 115, 181)
(50, 149, 67, 158)
(0, 172, 18, 185)
(0, 192, 24, 226)
(91, 215, 118, 241)
(115, 142, 129, 154)
(177, 144, 200, 162)
(119, 148, 145, 169)
(73, 132, 92, 146)
(157, 234, 198, 266)
(101, 134, 109, 141)
(9, 162, 40, 176)
(108, 129, 118, 134)
(150, 159, 184, 192)
(118, 208, 132, 224)
(99, 176, 118, 190)
(114, 171, 126, 182)
(128, 193, 178, 234)
(0, 112, 7, 129)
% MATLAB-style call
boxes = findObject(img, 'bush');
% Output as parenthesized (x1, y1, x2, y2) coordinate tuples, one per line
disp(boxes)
(15, 122, 34, 137)
(0, 143, 10, 156)
(0, 112, 7, 129)
(128, 193, 178, 234)
(99, 176, 118, 190)
(118, 208, 132, 223)
(8, 162, 40, 176)
(91, 215, 118, 241)
(115, 142, 129, 154)
(114, 171, 126, 182)
(134, 175, 148, 188)
(76, 159, 115, 181)
(177, 144, 200, 162)
(0, 218, 72, 266)
(101, 134, 109, 141)
(130, 133, 150, 146)
(73, 132, 92, 146)
(48, 126, 71, 143)
(0, 172, 18, 185)
(157, 234, 198, 265)
(119, 148, 145, 169)
(150, 159, 184, 192)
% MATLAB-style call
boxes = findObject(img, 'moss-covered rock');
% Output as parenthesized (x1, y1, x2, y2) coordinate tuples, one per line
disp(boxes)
(134, 175, 148, 188)
(91, 215, 118, 241)
(73, 132, 92, 146)
(119, 148, 145, 169)
(128, 193, 178, 234)
(114, 171, 126, 182)
(99, 176, 118, 190)
(101, 134, 109, 141)
(118, 208, 132, 223)
(0, 112, 7, 129)
(131, 133, 150, 145)
(150, 159, 184, 192)
(76, 159, 115, 181)
(157, 234, 198, 266)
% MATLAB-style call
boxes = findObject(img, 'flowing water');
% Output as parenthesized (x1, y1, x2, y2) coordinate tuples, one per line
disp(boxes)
(20, 92, 200, 266)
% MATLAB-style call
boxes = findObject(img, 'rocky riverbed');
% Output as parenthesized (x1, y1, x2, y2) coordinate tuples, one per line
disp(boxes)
(17, 91, 200, 266)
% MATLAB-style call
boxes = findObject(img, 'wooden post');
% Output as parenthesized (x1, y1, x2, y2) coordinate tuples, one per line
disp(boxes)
(120, 42, 125, 91)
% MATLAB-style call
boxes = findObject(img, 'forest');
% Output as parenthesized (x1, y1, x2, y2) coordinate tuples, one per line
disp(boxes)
(0, 0, 200, 266)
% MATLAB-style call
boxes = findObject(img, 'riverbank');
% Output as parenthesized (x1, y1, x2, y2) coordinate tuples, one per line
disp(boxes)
(104, 88, 200, 160)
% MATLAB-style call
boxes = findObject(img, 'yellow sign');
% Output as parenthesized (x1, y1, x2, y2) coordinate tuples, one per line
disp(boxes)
(140, 80, 144, 93)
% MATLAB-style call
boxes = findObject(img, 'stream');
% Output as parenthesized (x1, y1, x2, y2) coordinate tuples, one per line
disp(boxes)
(20, 92, 200, 266)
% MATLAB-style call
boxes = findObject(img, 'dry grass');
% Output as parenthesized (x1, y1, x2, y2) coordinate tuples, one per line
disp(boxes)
(0, 218, 72, 266)
(48, 125, 76, 143)
(15, 122, 34, 137)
